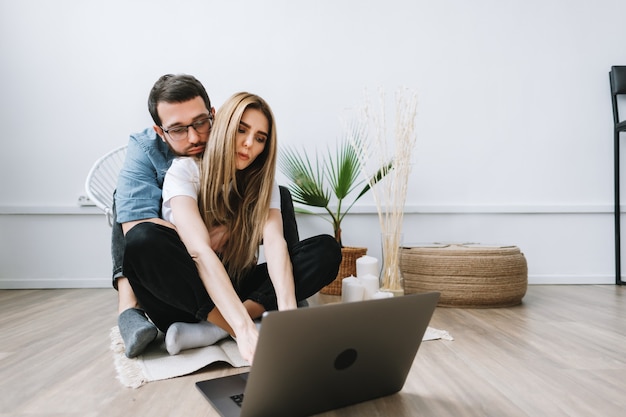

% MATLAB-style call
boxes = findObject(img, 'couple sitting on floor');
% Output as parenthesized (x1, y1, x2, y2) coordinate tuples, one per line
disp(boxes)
(113, 74, 341, 364)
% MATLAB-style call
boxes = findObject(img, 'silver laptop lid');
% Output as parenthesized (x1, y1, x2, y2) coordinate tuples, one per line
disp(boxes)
(239, 292, 440, 417)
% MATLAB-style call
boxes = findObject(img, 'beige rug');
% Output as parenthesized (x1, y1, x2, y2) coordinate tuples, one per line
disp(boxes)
(111, 325, 453, 389)
(110, 326, 248, 388)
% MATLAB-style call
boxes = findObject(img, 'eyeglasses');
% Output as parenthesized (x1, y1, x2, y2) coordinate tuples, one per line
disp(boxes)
(161, 117, 213, 141)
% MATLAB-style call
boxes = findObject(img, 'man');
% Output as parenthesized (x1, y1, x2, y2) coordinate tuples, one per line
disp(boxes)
(113, 74, 301, 357)
(112, 74, 213, 357)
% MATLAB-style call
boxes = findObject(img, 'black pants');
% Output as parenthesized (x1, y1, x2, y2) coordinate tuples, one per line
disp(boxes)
(111, 186, 301, 287)
(123, 223, 341, 332)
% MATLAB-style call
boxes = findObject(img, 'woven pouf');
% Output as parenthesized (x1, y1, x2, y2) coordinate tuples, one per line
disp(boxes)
(400, 243, 528, 308)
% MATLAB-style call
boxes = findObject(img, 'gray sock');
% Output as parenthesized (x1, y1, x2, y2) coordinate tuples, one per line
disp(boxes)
(165, 321, 229, 355)
(118, 308, 158, 358)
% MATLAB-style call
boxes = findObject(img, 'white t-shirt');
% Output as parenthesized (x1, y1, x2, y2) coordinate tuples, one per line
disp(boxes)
(162, 157, 280, 225)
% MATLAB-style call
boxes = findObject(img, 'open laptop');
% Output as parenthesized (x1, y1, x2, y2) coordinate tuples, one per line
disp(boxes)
(196, 291, 440, 417)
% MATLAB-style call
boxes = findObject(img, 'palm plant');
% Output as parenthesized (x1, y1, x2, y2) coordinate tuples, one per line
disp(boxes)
(279, 137, 392, 247)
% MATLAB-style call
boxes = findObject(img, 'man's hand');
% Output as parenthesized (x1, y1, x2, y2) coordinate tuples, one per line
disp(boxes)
(208, 224, 229, 252)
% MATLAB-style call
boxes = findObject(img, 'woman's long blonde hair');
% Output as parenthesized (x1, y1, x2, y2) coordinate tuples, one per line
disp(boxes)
(198, 92, 277, 283)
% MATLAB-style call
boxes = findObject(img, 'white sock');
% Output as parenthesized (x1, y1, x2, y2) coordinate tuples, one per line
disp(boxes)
(165, 321, 229, 355)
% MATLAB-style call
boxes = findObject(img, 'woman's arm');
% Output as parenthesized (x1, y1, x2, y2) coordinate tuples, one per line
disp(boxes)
(169, 195, 258, 362)
(263, 208, 298, 311)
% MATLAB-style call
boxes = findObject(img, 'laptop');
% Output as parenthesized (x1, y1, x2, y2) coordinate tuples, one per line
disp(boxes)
(196, 291, 440, 417)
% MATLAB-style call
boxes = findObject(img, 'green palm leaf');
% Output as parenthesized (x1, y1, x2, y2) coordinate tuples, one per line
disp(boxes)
(326, 139, 362, 200)
(355, 161, 394, 201)
(279, 136, 392, 246)
(278, 147, 330, 208)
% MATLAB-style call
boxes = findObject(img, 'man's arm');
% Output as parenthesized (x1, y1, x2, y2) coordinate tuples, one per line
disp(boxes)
(115, 131, 169, 226)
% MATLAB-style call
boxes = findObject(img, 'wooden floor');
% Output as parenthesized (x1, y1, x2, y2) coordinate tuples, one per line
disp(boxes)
(1, 285, 625, 417)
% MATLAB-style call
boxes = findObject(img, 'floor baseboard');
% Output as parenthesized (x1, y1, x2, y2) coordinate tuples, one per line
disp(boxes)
(0, 275, 617, 289)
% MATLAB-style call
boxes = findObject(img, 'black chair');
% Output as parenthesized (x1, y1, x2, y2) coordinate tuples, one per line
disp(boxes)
(610, 66, 626, 285)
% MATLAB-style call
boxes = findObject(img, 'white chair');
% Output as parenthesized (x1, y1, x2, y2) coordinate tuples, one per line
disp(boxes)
(85, 145, 127, 226)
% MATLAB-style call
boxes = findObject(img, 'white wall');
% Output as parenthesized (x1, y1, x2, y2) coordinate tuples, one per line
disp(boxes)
(1, 0, 625, 288)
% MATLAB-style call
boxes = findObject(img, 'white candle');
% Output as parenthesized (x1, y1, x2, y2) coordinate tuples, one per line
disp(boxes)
(343, 282, 365, 303)
(342, 276, 365, 302)
(359, 273, 379, 300)
(356, 255, 379, 278)
(341, 276, 365, 302)
(341, 276, 359, 296)
(372, 291, 394, 300)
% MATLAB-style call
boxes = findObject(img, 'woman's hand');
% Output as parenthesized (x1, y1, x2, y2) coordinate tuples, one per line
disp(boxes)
(234, 324, 259, 365)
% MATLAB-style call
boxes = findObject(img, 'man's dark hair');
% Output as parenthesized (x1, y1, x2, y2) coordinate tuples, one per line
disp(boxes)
(148, 74, 211, 126)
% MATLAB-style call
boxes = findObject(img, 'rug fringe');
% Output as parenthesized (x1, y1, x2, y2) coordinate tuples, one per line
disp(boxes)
(110, 326, 148, 388)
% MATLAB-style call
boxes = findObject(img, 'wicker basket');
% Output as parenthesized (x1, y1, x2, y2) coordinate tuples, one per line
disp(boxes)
(320, 246, 368, 295)
(400, 243, 528, 308)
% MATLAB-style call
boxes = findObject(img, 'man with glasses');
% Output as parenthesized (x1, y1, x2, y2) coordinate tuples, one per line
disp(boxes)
(113, 74, 216, 357)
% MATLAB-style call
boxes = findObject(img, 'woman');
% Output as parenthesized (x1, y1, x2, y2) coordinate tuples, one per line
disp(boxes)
(124, 92, 341, 363)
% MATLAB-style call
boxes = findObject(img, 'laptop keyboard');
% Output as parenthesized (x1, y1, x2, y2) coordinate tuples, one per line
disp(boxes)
(230, 394, 245, 407)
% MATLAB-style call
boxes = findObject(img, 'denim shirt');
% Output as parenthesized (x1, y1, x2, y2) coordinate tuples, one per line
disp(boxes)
(114, 128, 176, 223)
